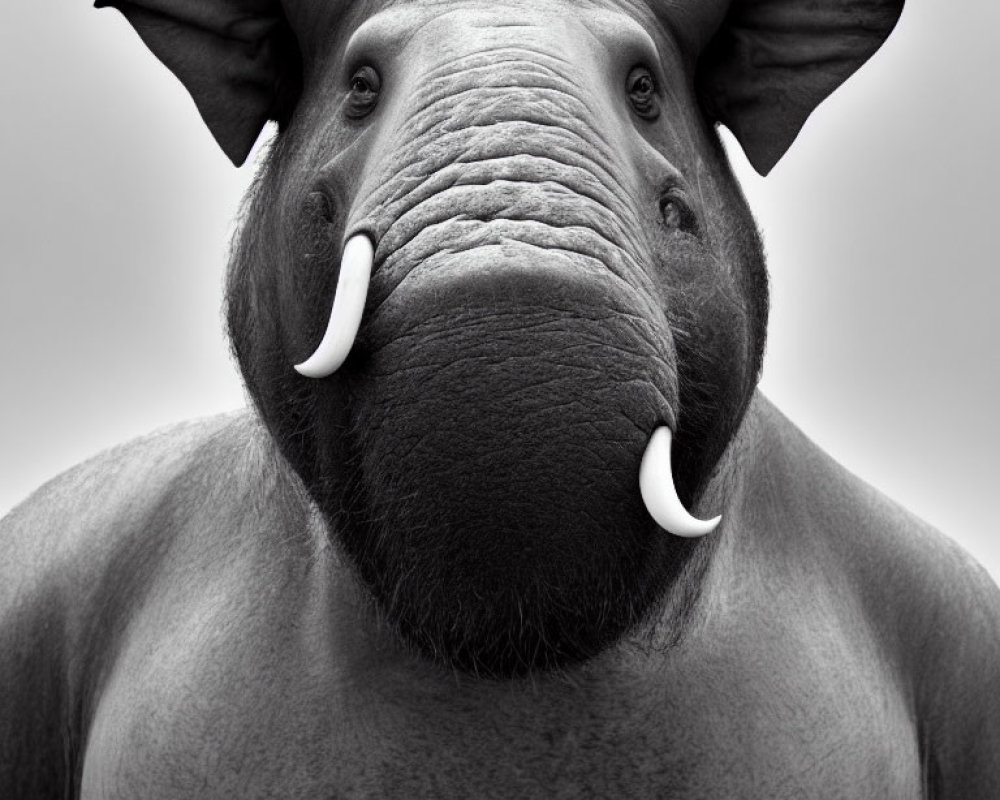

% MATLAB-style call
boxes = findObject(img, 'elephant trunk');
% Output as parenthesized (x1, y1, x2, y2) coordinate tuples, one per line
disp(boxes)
(295, 229, 719, 539)
(331, 241, 706, 676)
(303, 132, 714, 673)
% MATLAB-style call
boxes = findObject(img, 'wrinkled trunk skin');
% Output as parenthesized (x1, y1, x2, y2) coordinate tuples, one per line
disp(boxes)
(227, 5, 767, 677)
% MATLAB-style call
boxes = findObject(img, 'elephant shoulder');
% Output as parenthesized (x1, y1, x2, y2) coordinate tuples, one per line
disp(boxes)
(751, 396, 1000, 797)
(849, 491, 1000, 797)
(0, 410, 285, 795)
(1, 410, 267, 593)
(860, 499, 1000, 797)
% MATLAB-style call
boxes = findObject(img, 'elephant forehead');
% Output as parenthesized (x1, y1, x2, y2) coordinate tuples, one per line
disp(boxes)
(288, 0, 729, 65)
(343, 3, 652, 62)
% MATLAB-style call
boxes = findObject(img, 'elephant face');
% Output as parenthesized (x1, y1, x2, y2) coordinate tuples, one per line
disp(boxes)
(102, 0, 903, 677)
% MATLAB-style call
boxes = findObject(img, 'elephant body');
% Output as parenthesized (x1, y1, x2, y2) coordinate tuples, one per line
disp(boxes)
(5, 396, 995, 797)
(3, 0, 1000, 795)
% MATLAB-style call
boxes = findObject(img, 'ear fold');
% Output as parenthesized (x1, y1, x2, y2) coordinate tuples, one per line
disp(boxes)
(95, 0, 299, 166)
(697, 0, 905, 175)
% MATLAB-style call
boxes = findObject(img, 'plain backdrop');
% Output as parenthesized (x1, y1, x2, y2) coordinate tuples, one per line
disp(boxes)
(2, 2, 997, 585)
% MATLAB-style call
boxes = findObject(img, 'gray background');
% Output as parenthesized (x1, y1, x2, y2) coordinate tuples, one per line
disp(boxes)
(2, 2, 997, 584)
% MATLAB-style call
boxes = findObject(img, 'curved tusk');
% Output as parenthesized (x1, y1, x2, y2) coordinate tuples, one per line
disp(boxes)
(639, 426, 721, 538)
(294, 233, 375, 378)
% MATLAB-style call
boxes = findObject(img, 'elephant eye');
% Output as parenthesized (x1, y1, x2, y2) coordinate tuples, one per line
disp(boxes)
(626, 66, 659, 120)
(347, 66, 381, 118)
(660, 190, 697, 234)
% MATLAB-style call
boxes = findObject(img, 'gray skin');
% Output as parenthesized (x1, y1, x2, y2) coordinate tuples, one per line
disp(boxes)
(3, 0, 1000, 797)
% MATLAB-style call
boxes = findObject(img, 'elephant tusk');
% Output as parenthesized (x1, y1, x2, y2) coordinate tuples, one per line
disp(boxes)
(639, 426, 721, 537)
(294, 233, 375, 378)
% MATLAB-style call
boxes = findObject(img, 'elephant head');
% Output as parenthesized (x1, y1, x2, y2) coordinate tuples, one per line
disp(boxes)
(99, 0, 903, 677)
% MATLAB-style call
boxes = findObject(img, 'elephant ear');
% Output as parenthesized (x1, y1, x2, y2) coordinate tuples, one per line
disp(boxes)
(697, 0, 905, 175)
(95, 0, 299, 166)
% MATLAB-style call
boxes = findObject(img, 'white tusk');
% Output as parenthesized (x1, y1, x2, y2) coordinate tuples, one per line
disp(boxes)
(639, 426, 721, 538)
(294, 233, 375, 378)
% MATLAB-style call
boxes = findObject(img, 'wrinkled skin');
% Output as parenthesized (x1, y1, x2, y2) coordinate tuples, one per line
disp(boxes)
(3, 0, 1000, 797)
(229, 0, 766, 676)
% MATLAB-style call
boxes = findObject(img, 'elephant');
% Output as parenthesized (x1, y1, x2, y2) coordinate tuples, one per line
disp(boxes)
(2, 0, 999, 796)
